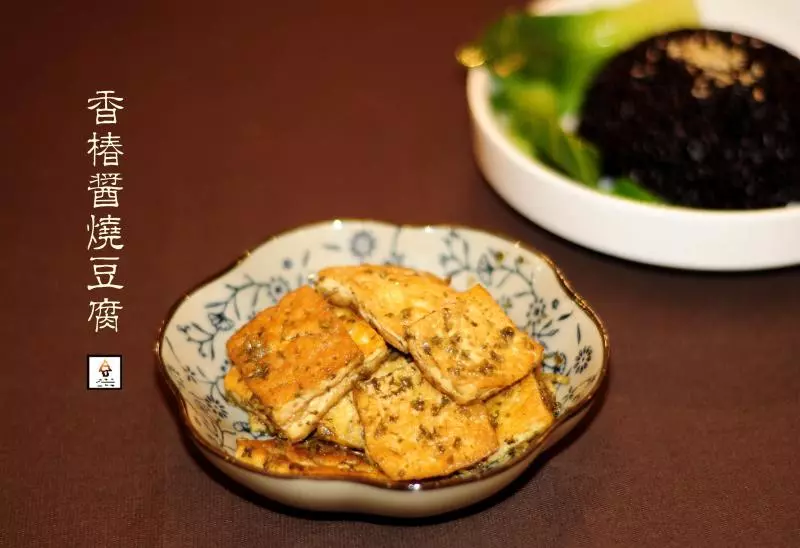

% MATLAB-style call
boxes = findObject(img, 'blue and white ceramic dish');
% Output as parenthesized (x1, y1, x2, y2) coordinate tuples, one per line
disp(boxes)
(156, 219, 609, 518)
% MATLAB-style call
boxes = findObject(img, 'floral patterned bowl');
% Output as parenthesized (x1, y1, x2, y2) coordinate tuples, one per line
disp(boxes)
(155, 219, 609, 518)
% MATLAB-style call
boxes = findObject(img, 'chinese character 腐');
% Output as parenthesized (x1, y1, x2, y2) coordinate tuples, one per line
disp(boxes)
(87, 90, 124, 125)
(87, 132, 123, 167)
(87, 257, 124, 290)
(87, 173, 123, 207)
(87, 214, 124, 251)
(88, 298, 123, 332)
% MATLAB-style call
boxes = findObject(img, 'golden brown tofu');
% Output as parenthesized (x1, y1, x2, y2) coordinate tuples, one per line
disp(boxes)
(223, 365, 275, 434)
(311, 305, 390, 449)
(484, 374, 555, 465)
(235, 439, 388, 481)
(226, 286, 364, 442)
(407, 284, 544, 404)
(353, 353, 498, 481)
(315, 392, 365, 449)
(248, 412, 271, 435)
(315, 264, 457, 352)
(331, 305, 390, 371)
(225, 301, 388, 447)
(223, 364, 253, 409)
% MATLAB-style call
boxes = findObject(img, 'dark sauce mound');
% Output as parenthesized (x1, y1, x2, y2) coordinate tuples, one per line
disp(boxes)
(578, 29, 800, 210)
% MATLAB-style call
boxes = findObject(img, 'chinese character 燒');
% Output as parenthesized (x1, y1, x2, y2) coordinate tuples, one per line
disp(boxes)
(87, 257, 124, 290)
(87, 214, 124, 251)
(87, 91, 124, 125)
(88, 298, 123, 332)
(87, 132, 123, 167)
(88, 173, 123, 208)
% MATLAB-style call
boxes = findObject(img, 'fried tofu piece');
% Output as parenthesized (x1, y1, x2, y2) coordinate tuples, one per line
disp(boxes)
(236, 439, 387, 481)
(353, 353, 498, 481)
(484, 374, 555, 464)
(247, 412, 271, 435)
(331, 305, 390, 370)
(223, 365, 275, 434)
(223, 364, 254, 409)
(225, 301, 388, 447)
(225, 364, 350, 438)
(226, 286, 365, 442)
(407, 284, 544, 404)
(315, 264, 457, 352)
(315, 393, 365, 449)
(311, 306, 390, 449)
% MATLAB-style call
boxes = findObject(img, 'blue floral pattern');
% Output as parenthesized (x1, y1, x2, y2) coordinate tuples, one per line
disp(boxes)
(350, 230, 377, 259)
(160, 221, 605, 460)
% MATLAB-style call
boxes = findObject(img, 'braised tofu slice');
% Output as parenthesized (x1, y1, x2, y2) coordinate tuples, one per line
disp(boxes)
(331, 305, 390, 371)
(312, 305, 390, 449)
(236, 439, 387, 481)
(223, 365, 274, 434)
(353, 353, 498, 481)
(223, 364, 254, 409)
(315, 392, 365, 449)
(406, 284, 543, 404)
(226, 286, 364, 442)
(247, 412, 271, 435)
(484, 374, 555, 465)
(315, 264, 456, 352)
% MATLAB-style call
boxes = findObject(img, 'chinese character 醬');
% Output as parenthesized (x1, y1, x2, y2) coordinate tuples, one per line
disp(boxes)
(87, 173, 123, 208)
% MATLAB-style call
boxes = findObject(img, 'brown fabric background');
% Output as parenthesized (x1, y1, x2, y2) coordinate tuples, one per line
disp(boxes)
(2, 1, 799, 547)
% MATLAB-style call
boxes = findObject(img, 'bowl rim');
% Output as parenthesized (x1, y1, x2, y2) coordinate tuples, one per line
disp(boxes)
(466, 59, 800, 220)
(154, 219, 610, 492)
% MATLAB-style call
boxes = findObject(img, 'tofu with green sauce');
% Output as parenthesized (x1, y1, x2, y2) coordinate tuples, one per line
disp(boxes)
(353, 353, 498, 481)
(226, 286, 365, 442)
(315, 264, 457, 352)
(484, 374, 555, 465)
(406, 284, 544, 404)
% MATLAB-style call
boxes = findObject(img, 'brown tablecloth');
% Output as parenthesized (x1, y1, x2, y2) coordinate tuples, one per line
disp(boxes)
(3, 2, 800, 547)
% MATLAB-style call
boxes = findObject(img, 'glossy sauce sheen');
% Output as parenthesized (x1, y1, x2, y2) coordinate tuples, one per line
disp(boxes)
(236, 439, 387, 481)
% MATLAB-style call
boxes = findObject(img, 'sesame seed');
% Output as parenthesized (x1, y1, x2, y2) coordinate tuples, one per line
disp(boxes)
(739, 72, 756, 86)
(667, 33, 751, 91)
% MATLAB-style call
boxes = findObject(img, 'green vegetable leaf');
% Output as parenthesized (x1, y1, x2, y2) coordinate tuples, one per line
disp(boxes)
(494, 77, 601, 187)
(477, 0, 700, 115)
(467, 0, 700, 196)
(607, 177, 666, 204)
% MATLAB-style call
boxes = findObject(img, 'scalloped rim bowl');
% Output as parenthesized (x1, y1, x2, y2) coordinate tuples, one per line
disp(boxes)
(156, 220, 609, 518)
(467, 0, 800, 271)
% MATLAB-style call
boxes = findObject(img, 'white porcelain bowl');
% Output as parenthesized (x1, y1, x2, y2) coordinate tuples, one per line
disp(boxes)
(156, 220, 609, 518)
(467, 0, 800, 271)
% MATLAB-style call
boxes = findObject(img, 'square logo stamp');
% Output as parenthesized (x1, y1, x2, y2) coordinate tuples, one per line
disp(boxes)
(87, 355, 123, 390)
